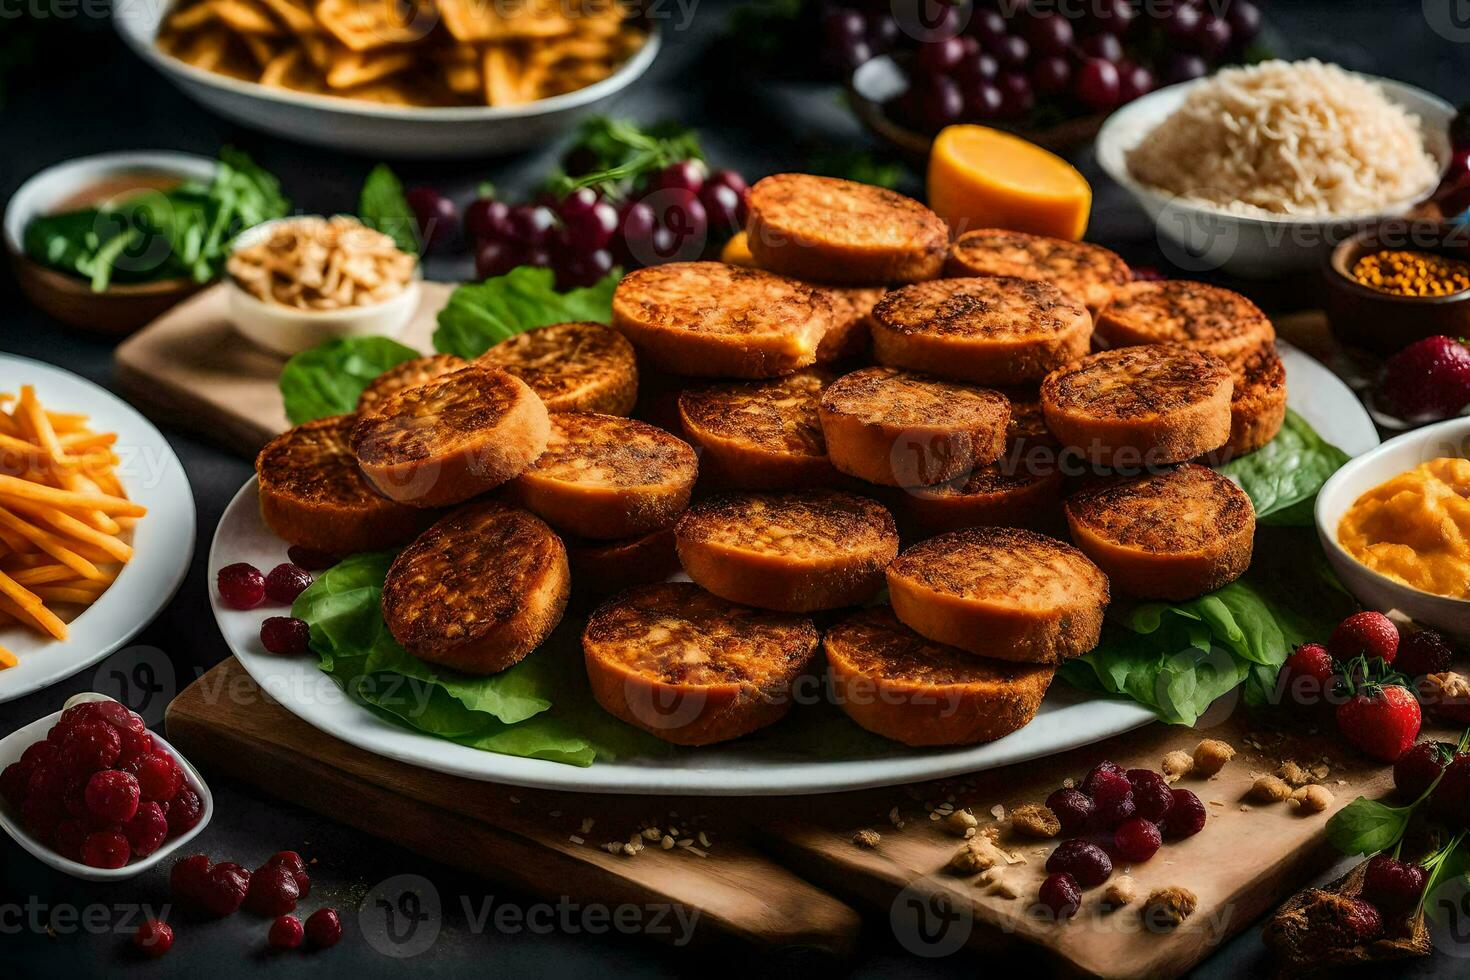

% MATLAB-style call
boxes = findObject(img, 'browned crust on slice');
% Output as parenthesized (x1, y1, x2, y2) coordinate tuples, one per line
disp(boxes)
(1065, 463, 1255, 600)
(256, 414, 436, 555)
(900, 457, 1065, 536)
(1040, 345, 1233, 467)
(678, 369, 840, 489)
(746, 174, 948, 285)
(351, 365, 551, 508)
(611, 262, 836, 378)
(1095, 280, 1276, 367)
(1202, 346, 1288, 464)
(381, 501, 569, 674)
(564, 527, 679, 597)
(582, 582, 820, 745)
(996, 385, 1058, 451)
(476, 321, 638, 416)
(357, 354, 467, 416)
(870, 277, 1092, 384)
(508, 413, 697, 539)
(824, 606, 1056, 746)
(675, 490, 898, 612)
(945, 229, 1130, 316)
(818, 367, 1010, 487)
(886, 527, 1109, 663)
(816, 285, 886, 363)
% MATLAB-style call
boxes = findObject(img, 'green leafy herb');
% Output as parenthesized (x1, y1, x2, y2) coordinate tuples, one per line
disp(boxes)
(542, 117, 703, 201)
(358, 164, 420, 255)
(1216, 409, 1351, 526)
(808, 149, 908, 190)
(1326, 797, 1417, 856)
(279, 336, 421, 425)
(433, 266, 619, 359)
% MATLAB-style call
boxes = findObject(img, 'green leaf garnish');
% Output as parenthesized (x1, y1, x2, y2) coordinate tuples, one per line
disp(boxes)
(1216, 409, 1351, 526)
(278, 336, 421, 425)
(358, 163, 420, 256)
(433, 266, 619, 359)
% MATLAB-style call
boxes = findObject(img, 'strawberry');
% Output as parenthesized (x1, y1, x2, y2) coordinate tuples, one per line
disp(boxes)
(1328, 612, 1399, 664)
(1378, 335, 1470, 420)
(1336, 684, 1422, 762)
(1280, 643, 1337, 707)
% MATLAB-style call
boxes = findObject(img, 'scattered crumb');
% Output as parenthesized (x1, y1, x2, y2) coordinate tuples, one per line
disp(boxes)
(1162, 750, 1195, 781)
(944, 809, 980, 836)
(1276, 761, 1313, 788)
(1193, 739, 1235, 776)
(949, 839, 997, 874)
(1250, 774, 1293, 803)
(1010, 803, 1060, 839)
(1102, 876, 1138, 910)
(1142, 887, 1198, 929)
(852, 829, 882, 849)
(990, 804, 1006, 821)
(1290, 784, 1334, 814)
(989, 877, 1021, 900)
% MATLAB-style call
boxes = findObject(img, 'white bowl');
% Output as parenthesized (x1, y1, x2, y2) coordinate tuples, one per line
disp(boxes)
(0, 693, 213, 882)
(1316, 417, 1470, 643)
(113, 8, 661, 159)
(1096, 73, 1454, 279)
(226, 217, 421, 357)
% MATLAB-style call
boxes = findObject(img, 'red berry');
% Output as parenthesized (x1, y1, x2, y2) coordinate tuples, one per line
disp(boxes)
(1398, 630, 1456, 679)
(1281, 643, 1337, 705)
(54, 700, 106, 731)
(1395, 741, 1454, 801)
(171, 854, 211, 902)
(1339, 899, 1384, 945)
(1046, 838, 1113, 887)
(94, 701, 144, 735)
(1431, 754, 1470, 829)
(197, 862, 251, 916)
(0, 762, 30, 806)
(265, 850, 311, 896)
(129, 752, 182, 802)
(1094, 788, 1136, 830)
(305, 908, 343, 949)
(81, 829, 130, 869)
(1160, 789, 1207, 839)
(1328, 612, 1400, 664)
(21, 740, 59, 769)
(1112, 817, 1163, 863)
(132, 919, 174, 958)
(245, 863, 301, 917)
(1379, 335, 1470, 420)
(286, 545, 338, 571)
(53, 818, 88, 861)
(264, 563, 313, 604)
(1337, 685, 1421, 762)
(1125, 770, 1174, 823)
(217, 562, 267, 609)
(59, 719, 121, 774)
(116, 726, 154, 765)
(20, 795, 62, 840)
(166, 788, 205, 836)
(1362, 855, 1428, 915)
(123, 802, 169, 857)
(85, 770, 140, 824)
(260, 616, 311, 656)
(1038, 873, 1081, 921)
(1080, 761, 1126, 797)
(269, 915, 305, 950)
(1045, 788, 1095, 836)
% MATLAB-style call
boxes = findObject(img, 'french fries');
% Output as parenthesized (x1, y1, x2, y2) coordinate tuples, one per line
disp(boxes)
(0, 387, 144, 666)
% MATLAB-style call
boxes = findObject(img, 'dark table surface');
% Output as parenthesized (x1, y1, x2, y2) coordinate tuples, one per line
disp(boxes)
(2, 2, 1467, 977)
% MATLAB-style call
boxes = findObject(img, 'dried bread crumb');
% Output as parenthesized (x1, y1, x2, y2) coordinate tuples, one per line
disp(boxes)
(1162, 750, 1195, 780)
(1142, 887, 1197, 929)
(1276, 761, 1314, 788)
(1010, 803, 1061, 839)
(1102, 876, 1138, 910)
(1250, 774, 1292, 803)
(944, 809, 980, 836)
(1193, 739, 1235, 776)
(852, 829, 882, 849)
(1290, 785, 1334, 813)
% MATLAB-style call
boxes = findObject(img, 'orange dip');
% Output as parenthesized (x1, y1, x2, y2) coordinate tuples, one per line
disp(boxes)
(1338, 457, 1470, 598)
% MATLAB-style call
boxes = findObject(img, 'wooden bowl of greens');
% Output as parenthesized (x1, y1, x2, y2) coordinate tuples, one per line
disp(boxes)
(5, 150, 289, 335)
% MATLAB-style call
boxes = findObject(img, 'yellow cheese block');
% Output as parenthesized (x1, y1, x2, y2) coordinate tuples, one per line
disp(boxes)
(720, 230, 758, 268)
(927, 125, 1091, 241)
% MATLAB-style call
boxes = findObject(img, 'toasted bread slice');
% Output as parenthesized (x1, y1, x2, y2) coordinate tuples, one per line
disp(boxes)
(1040, 345, 1233, 467)
(678, 369, 840, 489)
(824, 606, 1056, 746)
(817, 285, 886, 363)
(1065, 463, 1254, 600)
(508, 413, 697, 539)
(900, 456, 1065, 535)
(477, 321, 638, 416)
(745, 174, 948, 285)
(381, 501, 569, 674)
(351, 365, 550, 508)
(871, 276, 1092, 384)
(565, 527, 679, 597)
(1095, 280, 1275, 368)
(886, 527, 1109, 663)
(256, 414, 436, 555)
(1202, 346, 1288, 464)
(996, 385, 1058, 451)
(582, 582, 820, 745)
(675, 490, 898, 612)
(357, 354, 467, 416)
(818, 367, 1010, 487)
(945, 229, 1130, 316)
(611, 262, 836, 378)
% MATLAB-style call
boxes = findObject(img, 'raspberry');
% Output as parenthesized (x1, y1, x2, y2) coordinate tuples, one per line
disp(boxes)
(1160, 788, 1207, 839)
(269, 915, 305, 950)
(260, 616, 311, 656)
(1328, 612, 1400, 664)
(25, 762, 68, 805)
(245, 864, 300, 917)
(85, 770, 140, 824)
(1397, 630, 1455, 679)
(1362, 855, 1428, 915)
(62, 777, 90, 820)
(1045, 788, 1095, 836)
(197, 862, 251, 916)
(20, 741, 59, 769)
(132, 919, 174, 958)
(264, 850, 311, 897)
(1431, 754, 1470, 829)
(1112, 817, 1163, 863)
(1395, 741, 1454, 802)
(128, 752, 182, 802)
(166, 789, 204, 836)
(59, 720, 121, 774)
(94, 701, 145, 737)
(1045, 838, 1113, 887)
(1126, 770, 1174, 822)
(1339, 898, 1384, 945)
(170, 854, 211, 902)
(116, 727, 154, 765)
(1080, 760, 1126, 797)
(1, 762, 31, 806)
(81, 829, 130, 869)
(305, 908, 343, 949)
(264, 563, 313, 604)
(1038, 873, 1082, 921)
(124, 802, 169, 857)
(1378, 335, 1470, 420)
(54, 701, 106, 732)
(217, 562, 267, 610)
(20, 795, 61, 840)
(53, 818, 89, 861)
(287, 545, 339, 571)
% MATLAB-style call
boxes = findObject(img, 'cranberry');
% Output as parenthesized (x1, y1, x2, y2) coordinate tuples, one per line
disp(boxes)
(54, 819, 88, 861)
(1, 762, 30, 806)
(59, 719, 121, 774)
(20, 795, 61, 839)
(1362, 855, 1428, 915)
(1045, 788, 1096, 836)
(1093, 782, 1136, 829)
(1431, 754, 1470, 828)
(166, 788, 205, 836)
(1395, 741, 1453, 801)
(265, 850, 311, 896)
(264, 563, 313, 604)
(260, 616, 312, 656)
(217, 562, 267, 609)
(246, 863, 301, 917)
(81, 829, 130, 869)
(95, 701, 144, 735)
(132, 919, 174, 958)
(21, 740, 59, 769)
(1160, 788, 1207, 839)
(116, 726, 154, 765)
(1046, 838, 1113, 887)
(124, 802, 169, 857)
(1112, 817, 1163, 863)
(1126, 770, 1174, 822)
(198, 862, 252, 916)
(287, 545, 338, 571)
(269, 914, 305, 949)
(130, 752, 182, 802)
(171, 854, 211, 901)
(62, 777, 90, 820)
(1038, 873, 1082, 921)
(54, 700, 106, 731)
(26, 762, 68, 805)
(1080, 760, 1126, 797)
(305, 908, 343, 949)
(85, 770, 140, 824)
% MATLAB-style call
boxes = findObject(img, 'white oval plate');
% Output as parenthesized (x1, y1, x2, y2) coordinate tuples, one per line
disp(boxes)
(0, 354, 195, 703)
(208, 343, 1377, 795)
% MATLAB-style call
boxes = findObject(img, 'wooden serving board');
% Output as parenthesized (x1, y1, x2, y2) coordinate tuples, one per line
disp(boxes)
(113, 282, 455, 458)
(166, 659, 1450, 977)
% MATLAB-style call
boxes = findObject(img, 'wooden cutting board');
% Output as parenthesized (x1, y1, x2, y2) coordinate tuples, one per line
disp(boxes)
(166, 658, 1446, 977)
(113, 282, 455, 458)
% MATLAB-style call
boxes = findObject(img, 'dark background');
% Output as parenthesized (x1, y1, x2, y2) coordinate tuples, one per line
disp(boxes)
(1, 1, 1467, 976)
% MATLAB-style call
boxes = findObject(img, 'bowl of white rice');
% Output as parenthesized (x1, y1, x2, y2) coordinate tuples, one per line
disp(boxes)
(1097, 60, 1453, 278)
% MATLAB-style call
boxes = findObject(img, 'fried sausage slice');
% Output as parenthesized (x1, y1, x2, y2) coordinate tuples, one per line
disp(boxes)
(886, 527, 1109, 663)
(900, 459, 1065, 536)
(945, 229, 1131, 316)
(508, 413, 697, 539)
(1202, 346, 1288, 464)
(816, 285, 887, 363)
(746, 173, 948, 285)
(675, 490, 898, 612)
(477, 321, 638, 416)
(351, 365, 551, 508)
(677, 369, 840, 489)
(357, 354, 467, 416)
(825, 606, 1056, 746)
(1065, 463, 1255, 600)
(1095, 280, 1276, 368)
(582, 583, 820, 745)
(871, 277, 1092, 385)
(381, 501, 569, 674)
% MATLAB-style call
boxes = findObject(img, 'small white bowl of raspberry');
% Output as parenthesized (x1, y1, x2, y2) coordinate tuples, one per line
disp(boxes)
(0, 692, 213, 881)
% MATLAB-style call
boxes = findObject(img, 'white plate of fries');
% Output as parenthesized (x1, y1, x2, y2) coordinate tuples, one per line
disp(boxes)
(114, 0, 662, 158)
(0, 355, 194, 703)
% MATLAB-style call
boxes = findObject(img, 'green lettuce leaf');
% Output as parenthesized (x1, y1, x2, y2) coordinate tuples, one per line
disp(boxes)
(433, 266, 618, 359)
(278, 336, 420, 425)
(358, 164, 420, 256)
(1216, 409, 1350, 526)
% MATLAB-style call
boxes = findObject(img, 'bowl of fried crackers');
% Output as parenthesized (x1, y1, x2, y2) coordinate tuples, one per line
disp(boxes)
(114, 0, 660, 158)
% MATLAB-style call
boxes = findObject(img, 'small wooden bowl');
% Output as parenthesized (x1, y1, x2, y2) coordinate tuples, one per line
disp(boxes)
(9, 250, 207, 336)
(1324, 221, 1470, 356)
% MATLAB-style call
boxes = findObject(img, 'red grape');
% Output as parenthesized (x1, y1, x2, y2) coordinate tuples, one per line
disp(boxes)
(998, 72, 1034, 119)
(651, 160, 706, 196)
(834, 37, 874, 71)
(913, 73, 964, 131)
(404, 187, 457, 252)
(867, 13, 900, 52)
(562, 199, 618, 252)
(1118, 62, 1156, 103)
(699, 183, 743, 233)
(707, 168, 748, 197)
(555, 249, 614, 291)
(1030, 55, 1071, 96)
(986, 33, 1029, 69)
(1165, 4, 1205, 43)
(956, 51, 999, 83)
(475, 239, 517, 279)
(656, 190, 709, 255)
(1074, 58, 1122, 112)
(616, 200, 657, 262)
(1194, 15, 1232, 57)
(1080, 32, 1123, 63)
(969, 9, 1007, 43)
(556, 187, 599, 220)
(1227, 1, 1262, 42)
(507, 205, 554, 246)
(521, 245, 553, 269)
(1165, 53, 1209, 84)
(1026, 13, 1073, 56)
(823, 7, 866, 45)
(466, 198, 510, 242)
(1089, 0, 1136, 35)
(961, 78, 1004, 119)
(918, 37, 966, 74)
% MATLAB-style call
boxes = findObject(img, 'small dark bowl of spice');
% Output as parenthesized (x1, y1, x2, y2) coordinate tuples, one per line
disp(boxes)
(1326, 221, 1470, 356)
